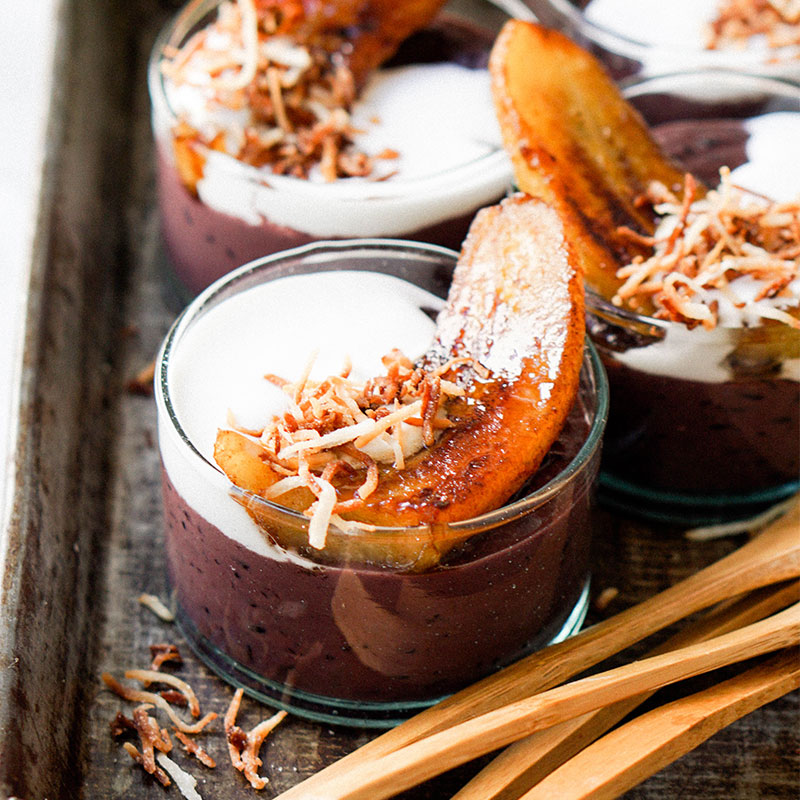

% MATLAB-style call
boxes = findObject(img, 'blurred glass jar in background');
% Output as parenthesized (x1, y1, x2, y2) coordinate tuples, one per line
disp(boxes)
(148, 0, 515, 297)
(586, 71, 800, 524)
(525, 0, 800, 81)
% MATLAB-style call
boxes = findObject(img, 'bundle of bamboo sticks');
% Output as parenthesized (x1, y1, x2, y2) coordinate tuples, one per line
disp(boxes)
(275, 497, 800, 800)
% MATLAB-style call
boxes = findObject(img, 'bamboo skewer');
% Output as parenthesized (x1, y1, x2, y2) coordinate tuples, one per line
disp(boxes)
(518, 648, 800, 800)
(293, 603, 800, 800)
(275, 499, 800, 799)
(450, 579, 800, 800)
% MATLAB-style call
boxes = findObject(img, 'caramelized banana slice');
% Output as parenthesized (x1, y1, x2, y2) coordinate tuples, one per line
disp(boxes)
(214, 430, 313, 510)
(350, 193, 586, 527)
(489, 21, 689, 308)
(282, 0, 448, 86)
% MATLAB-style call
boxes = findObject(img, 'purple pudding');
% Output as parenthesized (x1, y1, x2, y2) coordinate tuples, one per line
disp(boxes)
(148, 0, 513, 297)
(161, 402, 594, 707)
(155, 241, 607, 725)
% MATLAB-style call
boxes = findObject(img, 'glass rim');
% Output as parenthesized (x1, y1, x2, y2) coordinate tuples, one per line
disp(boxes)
(156, 238, 609, 536)
(620, 68, 800, 99)
(146, 0, 514, 198)
(531, 0, 800, 71)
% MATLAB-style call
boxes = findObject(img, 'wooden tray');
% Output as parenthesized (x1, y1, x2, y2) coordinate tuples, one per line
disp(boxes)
(0, 1, 797, 798)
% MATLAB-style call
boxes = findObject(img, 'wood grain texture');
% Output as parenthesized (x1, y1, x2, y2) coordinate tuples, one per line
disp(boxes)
(0, 1, 797, 800)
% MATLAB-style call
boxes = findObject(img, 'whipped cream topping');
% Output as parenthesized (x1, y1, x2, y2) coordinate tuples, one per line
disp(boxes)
(584, 0, 715, 48)
(188, 63, 509, 236)
(730, 111, 800, 202)
(159, 271, 444, 558)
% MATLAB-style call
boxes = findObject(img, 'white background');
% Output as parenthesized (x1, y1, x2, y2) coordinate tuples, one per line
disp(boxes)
(0, 1, 59, 534)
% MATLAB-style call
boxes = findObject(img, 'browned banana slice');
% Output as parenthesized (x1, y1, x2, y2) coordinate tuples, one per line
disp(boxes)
(489, 18, 799, 357)
(285, 0, 448, 86)
(347, 193, 586, 527)
(489, 20, 689, 309)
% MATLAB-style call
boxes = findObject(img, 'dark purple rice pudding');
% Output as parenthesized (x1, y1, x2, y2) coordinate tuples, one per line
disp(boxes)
(586, 74, 800, 522)
(148, 0, 513, 297)
(155, 241, 606, 725)
(161, 403, 593, 707)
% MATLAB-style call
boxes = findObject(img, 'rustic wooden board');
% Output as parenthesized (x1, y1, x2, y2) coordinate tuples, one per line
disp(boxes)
(0, 1, 797, 799)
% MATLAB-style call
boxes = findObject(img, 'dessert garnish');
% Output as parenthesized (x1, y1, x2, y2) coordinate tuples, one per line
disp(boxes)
(155, 752, 206, 800)
(706, 0, 800, 51)
(138, 591, 176, 621)
(109, 673, 214, 798)
(614, 168, 800, 329)
(224, 687, 287, 790)
(150, 641, 184, 671)
(102, 671, 218, 733)
(489, 20, 800, 329)
(213, 192, 587, 551)
(174, 729, 217, 768)
(489, 20, 687, 309)
(217, 348, 471, 548)
(105, 636, 289, 794)
(161, 0, 446, 189)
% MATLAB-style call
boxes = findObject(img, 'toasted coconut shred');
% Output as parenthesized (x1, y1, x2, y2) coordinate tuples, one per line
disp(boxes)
(614, 168, 800, 330)
(102, 672, 217, 733)
(161, 0, 392, 186)
(150, 642, 184, 671)
(223, 350, 472, 547)
(105, 644, 225, 797)
(157, 752, 205, 800)
(706, 0, 800, 51)
(138, 592, 176, 622)
(105, 643, 287, 793)
(224, 687, 287, 790)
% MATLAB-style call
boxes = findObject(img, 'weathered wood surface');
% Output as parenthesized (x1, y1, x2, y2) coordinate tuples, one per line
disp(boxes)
(0, 1, 797, 799)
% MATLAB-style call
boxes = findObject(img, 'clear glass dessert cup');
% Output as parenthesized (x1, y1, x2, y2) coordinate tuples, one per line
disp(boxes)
(147, 0, 514, 299)
(587, 72, 800, 525)
(155, 240, 608, 727)
(524, 0, 800, 82)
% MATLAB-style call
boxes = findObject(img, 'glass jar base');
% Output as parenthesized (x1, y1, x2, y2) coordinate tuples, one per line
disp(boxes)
(598, 473, 800, 527)
(172, 578, 591, 729)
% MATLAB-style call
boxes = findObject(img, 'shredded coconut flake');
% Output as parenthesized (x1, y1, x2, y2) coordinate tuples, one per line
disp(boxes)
(223, 687, 287, 789)
(613, 168, 800, 329)
(161, 0, 383, 184)
(156, 752, 205, 800)
(706, 0, 800, 50)
(125, 669, 202, 718)
(137, 593, 175, 622)
(102, 673, 217, 734)
(217, 349, 484, 547)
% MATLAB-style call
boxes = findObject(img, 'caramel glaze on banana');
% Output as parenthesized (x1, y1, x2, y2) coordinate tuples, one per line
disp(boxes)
(261, 0, 449, 87)
(340, 193, 588, 528)
(489, 21, 693, 311)
(216, 193, 589, 545)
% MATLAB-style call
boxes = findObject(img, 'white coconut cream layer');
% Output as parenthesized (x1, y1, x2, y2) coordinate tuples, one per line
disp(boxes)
(160, 61, 512, 237)
(159, 271, 444, 559)
(583, 0, 800, 78)
(612, 111, 800, 383)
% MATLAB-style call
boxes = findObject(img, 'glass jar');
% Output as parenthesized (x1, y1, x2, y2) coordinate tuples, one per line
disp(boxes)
(147, 0, 514, 298)
(155, 240, 608, 726)
(524, 0, 800, 82)
(587, 72, 800, 524)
